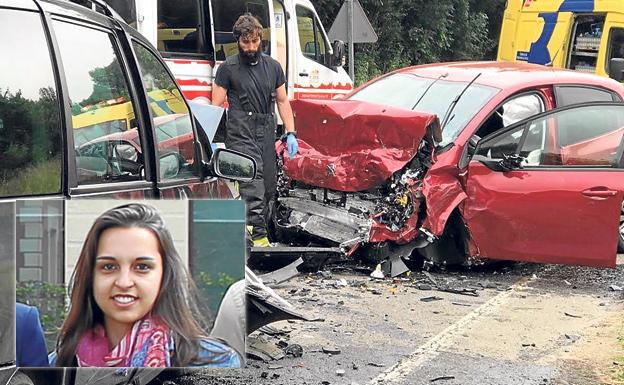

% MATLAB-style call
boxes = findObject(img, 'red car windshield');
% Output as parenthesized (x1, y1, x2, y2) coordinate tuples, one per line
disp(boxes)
(349, 73, 499, 146)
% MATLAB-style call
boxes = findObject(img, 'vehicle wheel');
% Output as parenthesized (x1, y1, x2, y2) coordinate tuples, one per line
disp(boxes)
(417, 210, 468, 266)
(618, 201, 624, 253)
(8, 372, 34, 385)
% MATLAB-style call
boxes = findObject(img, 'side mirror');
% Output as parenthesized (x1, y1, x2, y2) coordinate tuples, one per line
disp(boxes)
(473, 154, 523, 172)
(159, 152, 181, 179)
(467, 134, 481, 157)
(609, 58, 624, 82)
(330, 40, 346, 68)
(500, 153, 524, 171)
(210, 148, 256, 182)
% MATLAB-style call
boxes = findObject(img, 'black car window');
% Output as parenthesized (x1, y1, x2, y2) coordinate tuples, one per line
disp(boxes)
(53, 20, 145, 185)
(132, 42, 197, 180)
(555, 85, 618, 107)
(0, 9, 63, 197)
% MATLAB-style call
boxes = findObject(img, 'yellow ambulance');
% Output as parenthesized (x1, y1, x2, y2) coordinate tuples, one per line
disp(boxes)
(497, 0, 624, 80)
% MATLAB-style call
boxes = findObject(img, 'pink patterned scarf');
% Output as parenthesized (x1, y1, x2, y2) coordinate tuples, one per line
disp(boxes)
(76, 316, 173, 367)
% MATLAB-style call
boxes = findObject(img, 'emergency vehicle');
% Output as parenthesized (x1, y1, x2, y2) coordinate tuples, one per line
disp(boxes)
(104, 0, 353, 103)
(497, 0, 624, 81)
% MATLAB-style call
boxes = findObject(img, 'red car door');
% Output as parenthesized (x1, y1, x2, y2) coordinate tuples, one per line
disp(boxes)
(462, 103, 624, 267)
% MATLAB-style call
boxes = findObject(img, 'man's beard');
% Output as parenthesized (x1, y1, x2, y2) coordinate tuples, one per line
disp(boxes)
(238, 45, 260, 65)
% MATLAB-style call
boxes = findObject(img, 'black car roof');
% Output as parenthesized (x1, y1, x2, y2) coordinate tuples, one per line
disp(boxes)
(2, 0, 151, 47)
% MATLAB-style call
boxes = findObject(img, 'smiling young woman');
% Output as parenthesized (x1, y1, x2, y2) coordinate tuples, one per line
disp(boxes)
(52, 203, 241, 368)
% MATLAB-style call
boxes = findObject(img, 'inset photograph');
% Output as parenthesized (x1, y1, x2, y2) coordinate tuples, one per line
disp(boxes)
(15, 199, 245, 368)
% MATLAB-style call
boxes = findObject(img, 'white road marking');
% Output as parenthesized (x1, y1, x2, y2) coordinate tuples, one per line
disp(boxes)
(369, 275, 535, 384)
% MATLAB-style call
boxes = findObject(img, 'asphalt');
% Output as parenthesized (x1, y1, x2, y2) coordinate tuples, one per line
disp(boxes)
(160, 258, 624, 385)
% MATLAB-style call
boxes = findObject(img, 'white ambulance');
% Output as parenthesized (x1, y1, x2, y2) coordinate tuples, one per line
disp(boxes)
(105, 0, 353, 104)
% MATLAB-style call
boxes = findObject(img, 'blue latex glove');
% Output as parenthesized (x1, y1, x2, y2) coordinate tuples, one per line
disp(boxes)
(286, 132, 298, 159)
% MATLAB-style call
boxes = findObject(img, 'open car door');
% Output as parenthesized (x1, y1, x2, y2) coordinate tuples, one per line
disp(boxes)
(463, 102, 624, 267)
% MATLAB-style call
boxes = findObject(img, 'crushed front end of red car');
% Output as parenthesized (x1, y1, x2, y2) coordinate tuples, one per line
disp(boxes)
(273, 99, 441, 269)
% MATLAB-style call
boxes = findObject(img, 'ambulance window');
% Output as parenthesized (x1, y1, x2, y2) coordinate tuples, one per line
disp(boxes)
(103, 0, 136, 27)
(157, 0, 213, 57)
(132, 42, 198, 181)
(53, 20, 145, 185)
(212, 0, 271, 60)
(296, 6, 328, 67)
(606, 28, 624, 79)
(0, 9, 62, 197)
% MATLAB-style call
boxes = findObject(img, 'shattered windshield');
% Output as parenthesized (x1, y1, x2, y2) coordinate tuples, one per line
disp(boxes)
(348, 73, 499, 146)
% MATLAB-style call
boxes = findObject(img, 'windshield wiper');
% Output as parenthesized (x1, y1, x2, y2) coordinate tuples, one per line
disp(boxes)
(439, 72, 482, 131)
(411, 72, 448, 110)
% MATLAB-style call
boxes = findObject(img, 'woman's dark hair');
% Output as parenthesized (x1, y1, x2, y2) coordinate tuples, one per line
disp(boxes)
(232, 13, 263, 40)
(56, 203, 211, 366)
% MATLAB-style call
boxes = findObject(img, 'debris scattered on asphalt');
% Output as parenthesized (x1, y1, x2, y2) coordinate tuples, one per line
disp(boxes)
(430, 376, 455, 382)
(451, 302, 472, 307)
(334, 278, 349, 288)
(438, 287, 479, 297)
(367, 362, 385, 367)
(352, 362, 359, 370)
(369, 288, 383, 295)
(521, 343, 536, 347)
(285, 344, 304, 357)
(336, 369, 346, 376)
(370, 264, 385, 279)
(423, 271, 439, 287)
(609, 284, 623, 291)
(564, 312, 582, 318)
(418, 284, 433, 290)
(258, 325, 289, 336)
(564, 334, 579, 343)
(420, 296, 443, 302)
(268, 365, 284, 370)
(248, 338, 286, 361)
(323, 346, 342, 355)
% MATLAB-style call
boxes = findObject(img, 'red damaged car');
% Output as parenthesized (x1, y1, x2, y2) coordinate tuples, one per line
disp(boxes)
(274, 61, 624, 270)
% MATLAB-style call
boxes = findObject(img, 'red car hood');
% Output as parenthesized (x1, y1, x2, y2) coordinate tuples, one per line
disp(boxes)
(277, 99, 440, 192)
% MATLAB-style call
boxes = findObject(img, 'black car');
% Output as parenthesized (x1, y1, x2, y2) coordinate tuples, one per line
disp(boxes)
(0, 0, 255, 383)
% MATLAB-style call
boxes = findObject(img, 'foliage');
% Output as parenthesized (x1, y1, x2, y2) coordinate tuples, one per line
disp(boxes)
(316, 0, 506, 85)
(0, 87, 62, 196)
(196, 271, 237, 299)
(16, 281, 67, 349)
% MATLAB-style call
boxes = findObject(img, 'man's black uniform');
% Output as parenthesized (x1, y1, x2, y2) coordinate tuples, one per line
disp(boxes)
(214, 53, 286, 241)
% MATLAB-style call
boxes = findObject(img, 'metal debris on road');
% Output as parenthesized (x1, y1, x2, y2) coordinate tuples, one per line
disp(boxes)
(247, 338, 286, 361)
(285, 344, 304, 357)
(451, 302, 472, 307)
(609, 284, 623, 291)
(367, 362, 385, 367)
(370, 264, 385, 279)
(430, 376, 455, 382)
(268, 365, 284, 370)
(322, 346, 342, 355)
(564, 312, 582, 318)
(258, 257, 304, 286)
(423, 271, 439, 287)
(336, 369, 346, 376)
(420, 296, 443, 302)
(521, 343, 536, 347)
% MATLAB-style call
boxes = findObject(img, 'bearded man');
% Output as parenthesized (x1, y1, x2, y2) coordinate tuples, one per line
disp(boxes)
(212, 13, 298, 247)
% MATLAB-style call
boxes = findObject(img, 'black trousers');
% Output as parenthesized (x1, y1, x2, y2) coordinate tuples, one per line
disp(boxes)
(225, 110, 277, 240)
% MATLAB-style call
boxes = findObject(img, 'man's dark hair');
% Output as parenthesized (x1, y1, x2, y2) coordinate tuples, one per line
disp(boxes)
(233, 13, 263, 40)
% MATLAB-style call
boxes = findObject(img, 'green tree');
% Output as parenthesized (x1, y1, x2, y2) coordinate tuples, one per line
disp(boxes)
(316, 0, 504, 85)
